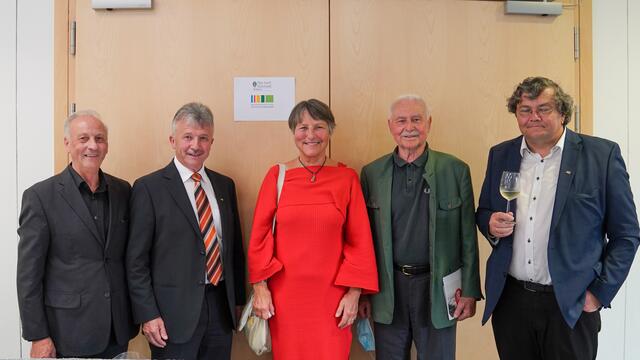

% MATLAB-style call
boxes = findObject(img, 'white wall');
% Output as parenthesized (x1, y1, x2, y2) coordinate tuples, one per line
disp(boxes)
(593, 0, 640, 359)
(0, 0, 54, 358)
(0, 1, 20, 355)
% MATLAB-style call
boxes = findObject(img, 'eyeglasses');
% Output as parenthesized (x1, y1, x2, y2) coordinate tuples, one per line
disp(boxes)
(516, 105, 556, 118)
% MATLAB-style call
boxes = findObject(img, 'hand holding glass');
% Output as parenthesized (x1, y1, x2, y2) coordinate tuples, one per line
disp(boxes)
(499, 171, 520, 214)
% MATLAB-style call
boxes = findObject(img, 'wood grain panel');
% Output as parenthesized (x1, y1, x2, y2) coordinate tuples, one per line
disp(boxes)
(330, 1, 579, 359)
(55, 1, 590, 359)
(70, 1, 329, 358)
(578, 0, 593, 135)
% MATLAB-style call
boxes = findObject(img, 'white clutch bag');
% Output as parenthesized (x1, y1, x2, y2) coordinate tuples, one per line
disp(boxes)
(238, 292, 271, 356)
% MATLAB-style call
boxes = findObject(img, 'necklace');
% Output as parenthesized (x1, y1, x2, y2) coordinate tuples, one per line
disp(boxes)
(298, 156, 327, 183)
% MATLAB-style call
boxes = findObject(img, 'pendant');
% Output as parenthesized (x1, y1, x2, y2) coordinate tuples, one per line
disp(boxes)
(311, 174, 316, 182)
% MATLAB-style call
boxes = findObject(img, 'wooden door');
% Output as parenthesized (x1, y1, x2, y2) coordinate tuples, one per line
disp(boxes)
(57, 0, 588, 358)
(64, 1, 329, 358)
(330, 1, 583, 359)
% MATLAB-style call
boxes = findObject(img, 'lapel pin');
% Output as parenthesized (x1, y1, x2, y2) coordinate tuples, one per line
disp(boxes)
(565, 170, 572, 175)
(219, 197, 224, 202)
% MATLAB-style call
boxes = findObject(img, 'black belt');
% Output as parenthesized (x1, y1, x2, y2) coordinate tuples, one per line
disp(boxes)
(205, 280, 224, 288)
(507, 275, 554, 293)
(394, 264, 429, 276)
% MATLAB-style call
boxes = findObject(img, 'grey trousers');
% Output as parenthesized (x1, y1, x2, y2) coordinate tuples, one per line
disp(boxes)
(374, 270, 456, 360)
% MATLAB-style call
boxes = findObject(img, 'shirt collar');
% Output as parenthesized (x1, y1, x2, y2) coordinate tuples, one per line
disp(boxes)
(392, 143, 429, 168)
(519, 127, 566, 157)
(173, 157, 207, 184)
(68, 164, 107, 193)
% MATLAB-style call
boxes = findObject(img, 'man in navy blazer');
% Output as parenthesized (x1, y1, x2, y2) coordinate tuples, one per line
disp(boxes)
(476, 77, 640, 359)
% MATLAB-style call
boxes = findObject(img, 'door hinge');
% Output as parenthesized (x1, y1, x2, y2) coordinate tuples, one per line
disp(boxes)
(574, 104, 581, 133)
(69, 103, 76, 116)
(70, 20, 76, 55)
(573, 26, 580, 61)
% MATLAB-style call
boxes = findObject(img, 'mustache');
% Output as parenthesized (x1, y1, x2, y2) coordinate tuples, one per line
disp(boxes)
(400, 130, 420, 137)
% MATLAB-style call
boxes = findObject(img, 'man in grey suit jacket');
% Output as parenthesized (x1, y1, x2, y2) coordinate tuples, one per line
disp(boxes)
(126, 102, 246, 360)
(17, 110, 137, 358)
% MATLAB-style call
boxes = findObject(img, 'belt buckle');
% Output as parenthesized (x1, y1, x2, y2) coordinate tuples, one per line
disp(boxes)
(400, 265, 414, 276)
(523, 281, 537, 293)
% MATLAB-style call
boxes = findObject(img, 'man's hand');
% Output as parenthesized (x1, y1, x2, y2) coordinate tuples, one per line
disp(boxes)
(583, 290, 602, 313)
(30, 337, 56, 358)
(336, 287, 361, 329)
(489, 212, 516, 238)
(453, 296, 477, 321)
(358, 295, 371, 318)
(143, 316, 169, 348)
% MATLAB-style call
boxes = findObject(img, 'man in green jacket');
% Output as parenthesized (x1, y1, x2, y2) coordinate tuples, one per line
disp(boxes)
(359, 95, 482, 359)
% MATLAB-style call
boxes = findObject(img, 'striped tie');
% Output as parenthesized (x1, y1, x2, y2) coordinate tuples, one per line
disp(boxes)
(191, 172, 222, 285)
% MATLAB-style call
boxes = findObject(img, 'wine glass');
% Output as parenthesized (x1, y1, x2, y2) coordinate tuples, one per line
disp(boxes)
(499, 171, 520, 213)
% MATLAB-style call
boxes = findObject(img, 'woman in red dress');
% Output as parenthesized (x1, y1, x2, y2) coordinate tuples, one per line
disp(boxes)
(248, 99, 378, 359)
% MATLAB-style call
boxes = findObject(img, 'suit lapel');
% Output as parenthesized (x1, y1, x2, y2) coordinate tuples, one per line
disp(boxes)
(550, 129, 580, 232)
(376, 156, 394, 286)
(58, 168, 102, 245)
(424, 149, 436, 258)
(162, 162, 201, 236)
(104, 175, 118, 250)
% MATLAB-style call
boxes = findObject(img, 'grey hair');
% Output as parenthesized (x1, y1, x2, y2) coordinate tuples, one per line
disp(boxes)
(171, 102, 214, 134)
(287, 99, 336, 134)
(389, 95, 431, 118)
(63, 110, 107, 138)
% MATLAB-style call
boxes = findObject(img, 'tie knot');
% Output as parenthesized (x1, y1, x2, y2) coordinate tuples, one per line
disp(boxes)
(191, 172, 202, 183)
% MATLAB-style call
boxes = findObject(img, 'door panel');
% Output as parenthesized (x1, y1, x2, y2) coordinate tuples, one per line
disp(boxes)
(70, 1, 329, 358)
(60, 1, 584, 358)
(330, 1, 578, 359)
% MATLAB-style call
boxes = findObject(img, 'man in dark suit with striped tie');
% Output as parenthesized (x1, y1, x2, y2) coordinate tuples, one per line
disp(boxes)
(126, 102, 246, 359)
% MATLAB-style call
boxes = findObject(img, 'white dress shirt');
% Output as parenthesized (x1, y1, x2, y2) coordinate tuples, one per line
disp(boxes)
(173, 157, 223, 282)
(509, 129, 566, 285)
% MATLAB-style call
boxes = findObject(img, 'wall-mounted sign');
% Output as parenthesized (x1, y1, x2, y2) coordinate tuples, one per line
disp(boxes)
(234, 77, 295, 121)
(92, 0, 152, 9)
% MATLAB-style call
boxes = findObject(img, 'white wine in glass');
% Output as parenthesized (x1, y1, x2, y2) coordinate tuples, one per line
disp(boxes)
(500, 171, 520, 213)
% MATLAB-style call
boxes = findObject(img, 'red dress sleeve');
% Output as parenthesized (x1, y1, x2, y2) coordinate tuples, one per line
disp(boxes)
(247, 165, 284, 283)
(334, 169, 379, 294)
